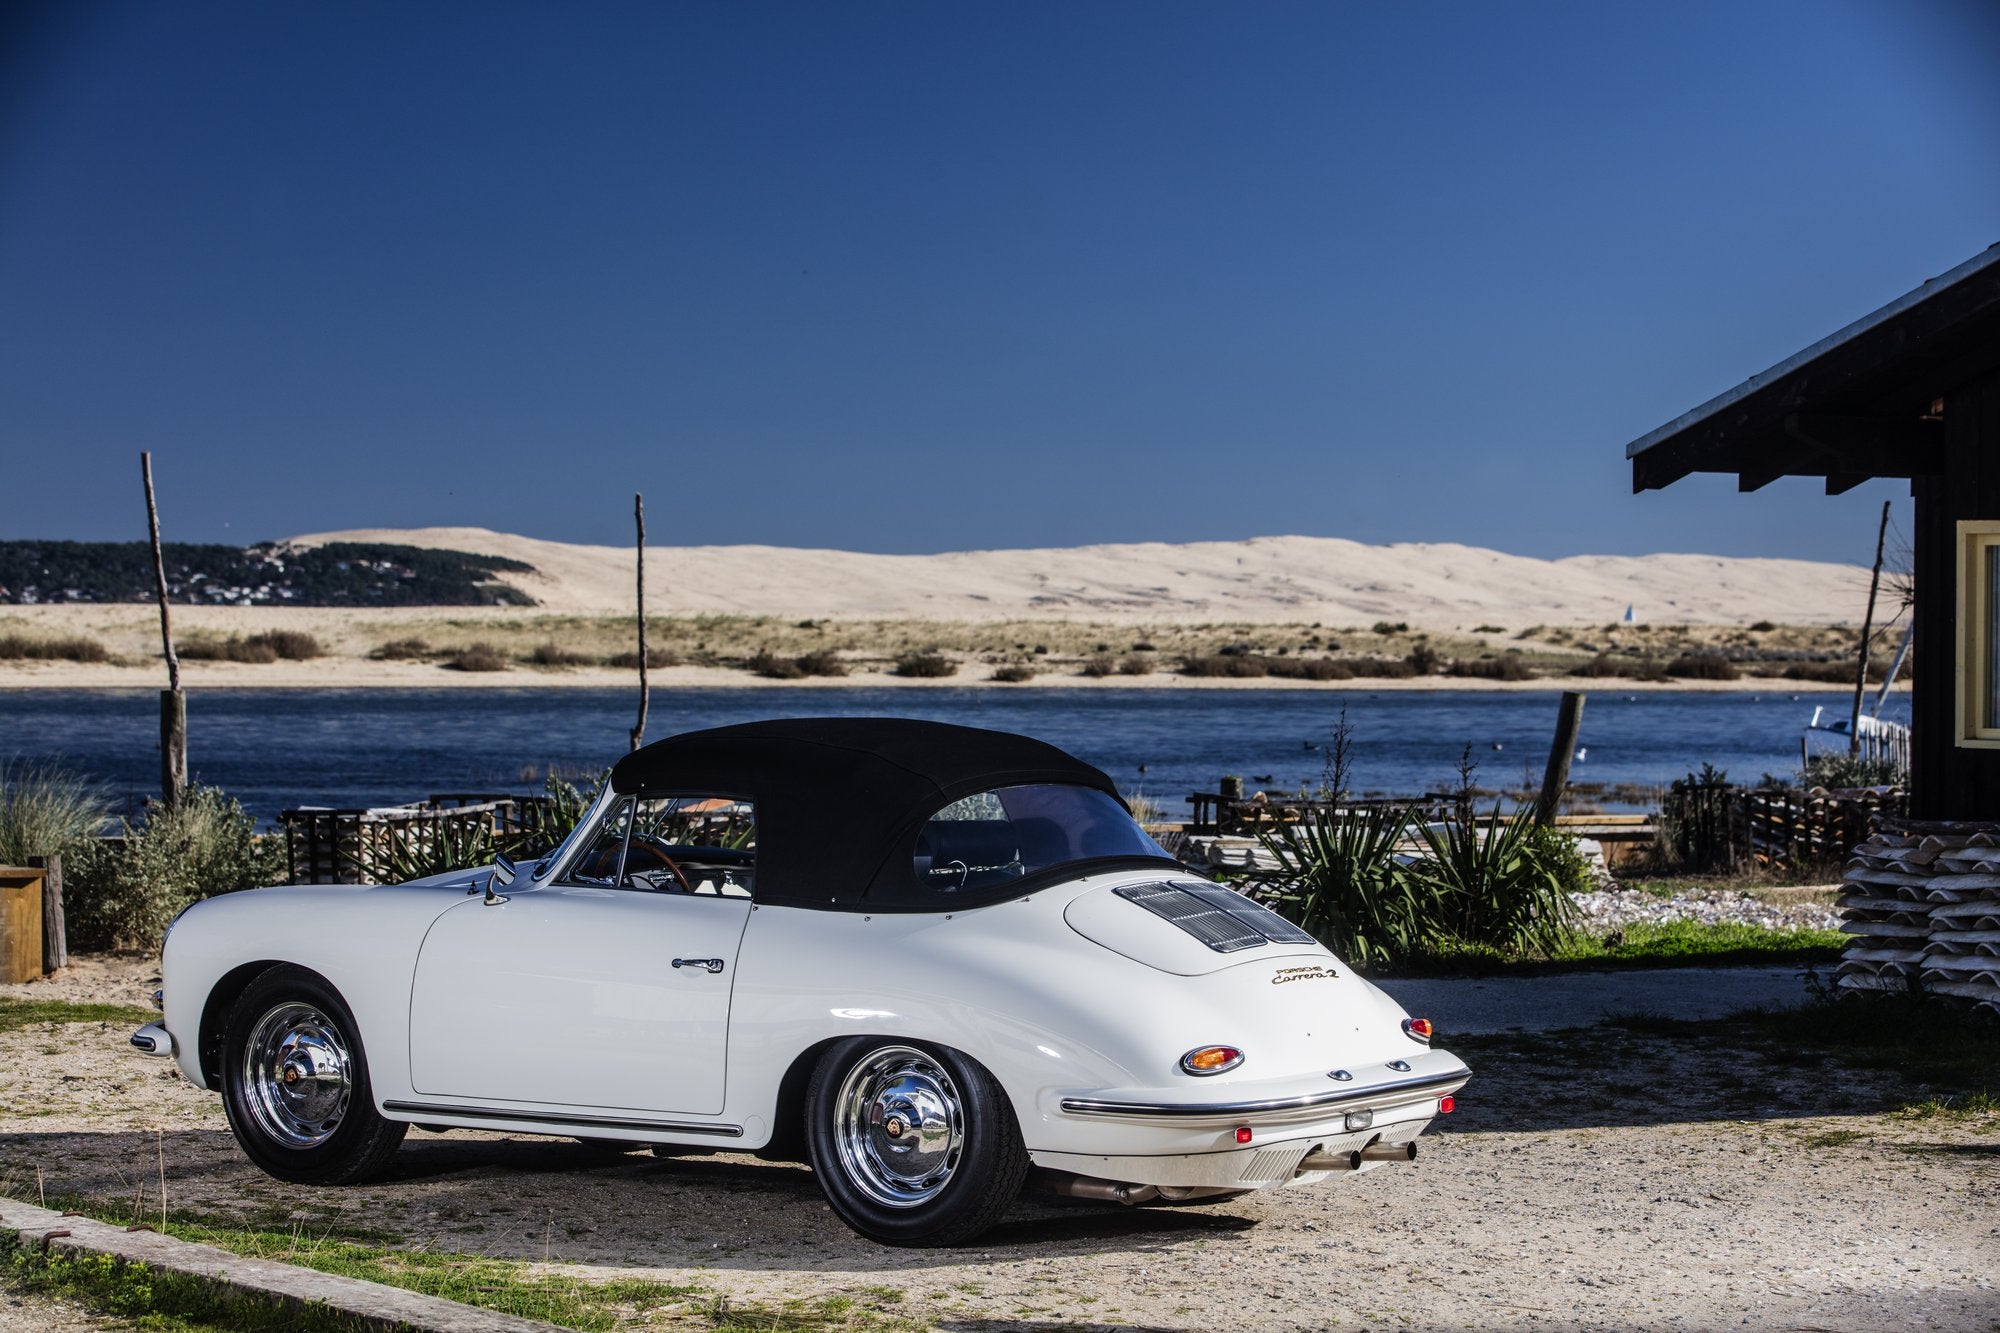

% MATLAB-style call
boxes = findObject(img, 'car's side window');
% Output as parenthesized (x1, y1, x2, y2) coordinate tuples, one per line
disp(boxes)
(562, 794, 756, 896)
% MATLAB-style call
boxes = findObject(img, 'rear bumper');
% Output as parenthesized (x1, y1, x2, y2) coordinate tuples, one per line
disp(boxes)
(1059, 1067, 1464, 1123)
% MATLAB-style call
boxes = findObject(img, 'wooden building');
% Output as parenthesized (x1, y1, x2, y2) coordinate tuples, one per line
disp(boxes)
(1626, 245, 2000, 820)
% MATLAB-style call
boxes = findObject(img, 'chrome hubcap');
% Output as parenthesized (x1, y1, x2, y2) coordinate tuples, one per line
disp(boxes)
(833, 1046, 963, 1208)
(242, 1002, 351, 1148)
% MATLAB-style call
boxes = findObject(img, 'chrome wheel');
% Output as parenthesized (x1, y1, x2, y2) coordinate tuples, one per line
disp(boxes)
(241, 1001, 352, 1149)
(832, 1045, 965, 1208)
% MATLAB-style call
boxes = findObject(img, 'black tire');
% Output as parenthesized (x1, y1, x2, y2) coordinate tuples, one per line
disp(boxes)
(220, 965, 406, 1185)
(804, 1038, 1027, 1247)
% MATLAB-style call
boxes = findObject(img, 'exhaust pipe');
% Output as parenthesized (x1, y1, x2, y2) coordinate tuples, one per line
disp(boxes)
(1039, 1173, 1160, 1205)
(1298, 1140, 1418, 1173)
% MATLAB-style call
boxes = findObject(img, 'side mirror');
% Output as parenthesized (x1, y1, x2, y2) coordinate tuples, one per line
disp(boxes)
(485, 854, 516, 905)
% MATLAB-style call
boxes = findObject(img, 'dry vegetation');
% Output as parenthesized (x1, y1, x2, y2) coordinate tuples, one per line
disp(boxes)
(0, 606, 1895, 687)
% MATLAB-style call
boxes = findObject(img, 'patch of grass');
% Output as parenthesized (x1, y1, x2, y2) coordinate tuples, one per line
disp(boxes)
(1374, 920, 1845, 978)
(3, 1238, 376, 1333)
(1797, 1127, 1867, 1148)
(0, 996, 156, 1032)
(19, 1196, 926, 1333)
(367, 636, 432, 660)
(0, 633, 111, 662)
(1898, 1089, 1999, 1121)
(526, 641, 592, 667)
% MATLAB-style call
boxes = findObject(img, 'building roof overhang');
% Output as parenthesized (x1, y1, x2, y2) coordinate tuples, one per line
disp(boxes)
(1627, 245, 2000, 494)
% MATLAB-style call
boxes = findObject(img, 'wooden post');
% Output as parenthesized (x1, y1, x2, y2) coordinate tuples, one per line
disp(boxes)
(26, 853, 65, 974)
(142, 451, 185, 808)
(629, 492, 649, 753)
(1535, 691, 1586, 825)
(1849, 499, 1891, 754)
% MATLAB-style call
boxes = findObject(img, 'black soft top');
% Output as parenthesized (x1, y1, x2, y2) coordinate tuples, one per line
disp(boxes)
(608, 717, 1163, 909)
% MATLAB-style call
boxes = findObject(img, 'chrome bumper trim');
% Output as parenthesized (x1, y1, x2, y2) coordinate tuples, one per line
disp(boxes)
(1060, 1069, 1466, 1120)
(381, 1100, 744, 1138)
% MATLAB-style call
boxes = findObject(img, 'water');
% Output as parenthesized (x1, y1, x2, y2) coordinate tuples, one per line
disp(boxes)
(0, 686, 1905, 824)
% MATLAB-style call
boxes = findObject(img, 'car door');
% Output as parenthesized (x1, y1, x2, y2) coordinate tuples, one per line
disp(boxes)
(406, 794, 755, 1116)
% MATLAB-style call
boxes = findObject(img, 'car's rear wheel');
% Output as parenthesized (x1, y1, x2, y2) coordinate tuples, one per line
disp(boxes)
(220, 965, 406, 1185)
(805, 1038, 1027, 1246)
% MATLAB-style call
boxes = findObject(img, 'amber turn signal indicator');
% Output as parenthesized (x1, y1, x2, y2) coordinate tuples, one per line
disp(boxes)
(1180, 1045, 1245, 1076)
(1402, 1017, 1433, 1045)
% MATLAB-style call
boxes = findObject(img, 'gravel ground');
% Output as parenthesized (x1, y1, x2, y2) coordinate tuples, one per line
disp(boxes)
(4, 955, 1996, 1332)
(1571, 884, 1843, 932)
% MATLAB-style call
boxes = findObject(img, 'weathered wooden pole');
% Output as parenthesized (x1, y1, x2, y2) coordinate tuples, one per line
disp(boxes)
(629, 492, 649, 752)
(1535, 691, 1586, 825)
(26, 853, 65, 974)
(142, 452, 186, 808)
(1849, 499, 1891, 755)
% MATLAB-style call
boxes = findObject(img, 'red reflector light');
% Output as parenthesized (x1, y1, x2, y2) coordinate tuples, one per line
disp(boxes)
(1235, 1126, 1253, 1145)
(1439, 1095, 1456, 1114)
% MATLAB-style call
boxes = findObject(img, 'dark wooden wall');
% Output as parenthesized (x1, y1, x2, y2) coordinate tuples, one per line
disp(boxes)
(1911, 365, 2000, 819)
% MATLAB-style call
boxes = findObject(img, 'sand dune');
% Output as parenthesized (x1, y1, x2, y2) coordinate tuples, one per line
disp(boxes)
(288, 528, 1873, 626)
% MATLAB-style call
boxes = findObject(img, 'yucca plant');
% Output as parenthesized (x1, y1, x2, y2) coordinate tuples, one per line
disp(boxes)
(1408, 804, 1582, 959)
(1258, 804, 1420, 969)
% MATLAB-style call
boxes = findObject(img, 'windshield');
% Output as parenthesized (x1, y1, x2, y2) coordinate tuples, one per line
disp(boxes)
(913, 784, 1164, 894)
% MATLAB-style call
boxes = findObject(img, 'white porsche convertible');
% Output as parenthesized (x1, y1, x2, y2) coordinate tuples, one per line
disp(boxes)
(135, 718, 1469, 1246)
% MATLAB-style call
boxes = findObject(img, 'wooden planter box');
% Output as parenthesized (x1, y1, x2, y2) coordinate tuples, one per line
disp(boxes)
(0, 867, 45, 984)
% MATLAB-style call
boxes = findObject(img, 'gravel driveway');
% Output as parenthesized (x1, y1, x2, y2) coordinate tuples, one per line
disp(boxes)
(3, 958, 1996, 1332)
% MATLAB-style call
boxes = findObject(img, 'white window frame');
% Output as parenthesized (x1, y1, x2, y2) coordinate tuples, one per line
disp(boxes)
(1957, 520, 2000, 749)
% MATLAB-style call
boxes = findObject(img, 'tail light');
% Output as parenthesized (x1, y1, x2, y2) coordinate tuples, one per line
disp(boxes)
(1402, 1017, 1433, 1045)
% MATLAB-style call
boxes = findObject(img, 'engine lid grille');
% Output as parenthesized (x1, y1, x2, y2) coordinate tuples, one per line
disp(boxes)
(1113, 880, 1317, 953)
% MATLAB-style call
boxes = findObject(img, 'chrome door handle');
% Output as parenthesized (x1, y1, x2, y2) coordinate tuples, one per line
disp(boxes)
(672, 957, 725, 974)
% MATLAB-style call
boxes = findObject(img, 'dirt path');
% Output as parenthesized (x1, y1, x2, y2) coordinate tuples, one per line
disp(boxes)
(3, 961, 1995, 1331)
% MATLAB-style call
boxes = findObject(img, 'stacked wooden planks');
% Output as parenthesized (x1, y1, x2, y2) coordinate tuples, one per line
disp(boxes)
(1838, 820, 2000, 1014)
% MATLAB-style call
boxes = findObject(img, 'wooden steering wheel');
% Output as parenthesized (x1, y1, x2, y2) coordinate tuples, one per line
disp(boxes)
(624, 836, 697, 893)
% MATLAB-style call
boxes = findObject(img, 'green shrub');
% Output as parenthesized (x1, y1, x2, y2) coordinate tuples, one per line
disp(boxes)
(369, 637, 432, 660)
(526, 641, 591, 667)
(1350, 656, 1417, 679)
(1260, 804, 1420, 970)
(67, 787, 283, 949)
(605, 646, 680, 669)
(177, 636, 278, 664)
(748, 651, 805, 679)
(244, 630, 321, 660)
(991, 665, 1036, 683)
(0, 764, 109, 865)
(1080, 655, 1115, 678)
(0, 634, 111, 663)
(1802, 751, 1905, 789)
(1178, 653, 1267, 678)
(1407, 805, 1582, 959)
(1117, 654, 1153, 676)
(794, 649, 848, 677)
(1661, 763, 1735, 871)
(1447, 656, 1533, 681)
(1666, 651, 1739, 680)
(894, 651, 956, 678)
(443, 642, 509, 672)
(1372, 621, 1409, 635)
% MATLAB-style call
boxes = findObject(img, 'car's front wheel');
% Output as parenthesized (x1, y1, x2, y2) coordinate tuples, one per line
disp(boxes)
(805, 1039, 1027, 1246)
(220, 965, 406, 1185)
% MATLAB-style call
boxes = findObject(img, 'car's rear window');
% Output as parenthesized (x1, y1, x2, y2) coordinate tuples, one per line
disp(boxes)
(913, 785, 1164, 894)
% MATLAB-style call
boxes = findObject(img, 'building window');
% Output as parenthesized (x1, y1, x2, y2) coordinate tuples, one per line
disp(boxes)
(1960, 521, 2000, 748)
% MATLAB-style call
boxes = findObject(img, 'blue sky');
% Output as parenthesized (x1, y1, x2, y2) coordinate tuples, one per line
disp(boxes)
(2, 2, 1995, 563)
